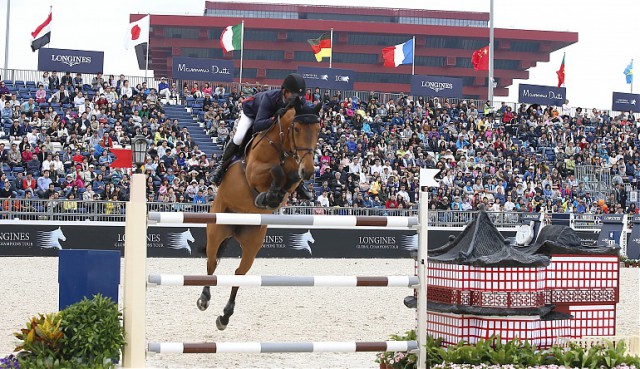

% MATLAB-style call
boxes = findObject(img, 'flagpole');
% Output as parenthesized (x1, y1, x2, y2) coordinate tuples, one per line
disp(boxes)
(144, 13, 150, 82)
(3, 0, 10, 71)
(632, 59, 634, 94)
(329, 28, 333, 69)
(411, 35, 416, 76)
(239, 20, 245, 85)
(488, 0, 495, 104)
(46, 5, 51, 48)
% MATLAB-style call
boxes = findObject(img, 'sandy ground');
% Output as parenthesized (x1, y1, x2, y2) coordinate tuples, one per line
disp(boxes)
(1, 258, 638, 369)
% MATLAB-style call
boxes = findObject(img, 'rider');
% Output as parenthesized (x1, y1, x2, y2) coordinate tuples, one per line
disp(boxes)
(211, 73, 314, 200)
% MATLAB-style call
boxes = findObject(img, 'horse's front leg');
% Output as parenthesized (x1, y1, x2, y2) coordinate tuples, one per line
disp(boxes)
(255, 165, 286, 209)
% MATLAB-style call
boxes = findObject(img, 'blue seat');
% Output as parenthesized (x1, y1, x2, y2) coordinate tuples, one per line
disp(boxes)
(25, 81, 36, 88)
(50, 102, 60, 108)
(195, 97, 205, 104)
(14, 80, 25, 88)
(2, 80, 12, 87)
(197, 111, 205, 122)
(82, 84, 92, 91)
(12, 166, 24, 173)
(185, 97, 195, 107)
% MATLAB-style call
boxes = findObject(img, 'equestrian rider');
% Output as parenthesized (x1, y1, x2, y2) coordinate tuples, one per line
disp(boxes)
(211, 73, 314, 200)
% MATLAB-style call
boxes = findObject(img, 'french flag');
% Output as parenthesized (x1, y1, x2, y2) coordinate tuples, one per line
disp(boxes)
(381, 38, 414, 68)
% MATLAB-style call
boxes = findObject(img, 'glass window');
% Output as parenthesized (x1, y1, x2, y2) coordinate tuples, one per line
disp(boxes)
(333, 53, 379, 64)
(510, 41, 540, 52)
(162, 27, 200, 39)
(204, 9, 297, 19)
(293, 51, 319, 63)
(355, 72, 410, 84)
(206, 29, 225, 39)
(234, 50, 284, 61)
(349, 34, 413, 46)
(266, 69, 296, 79)
(426, 37, 486, 50)
(236, 68, 257, 79)
(245, 30, 280, 42)
(287, 31, 330, 43)
(415, 56, 445, 67)
(181, 48, 224, 59)
(305, 13, 394, 22)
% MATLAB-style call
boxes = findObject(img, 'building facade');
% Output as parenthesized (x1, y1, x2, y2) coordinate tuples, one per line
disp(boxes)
(137, 2, 578, 99)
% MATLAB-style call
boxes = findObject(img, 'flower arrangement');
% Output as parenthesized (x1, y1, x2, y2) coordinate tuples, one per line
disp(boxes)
(0, 355, 19, 369)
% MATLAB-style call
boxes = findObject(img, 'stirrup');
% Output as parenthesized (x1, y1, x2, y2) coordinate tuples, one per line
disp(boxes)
(296, 183, 314, 201)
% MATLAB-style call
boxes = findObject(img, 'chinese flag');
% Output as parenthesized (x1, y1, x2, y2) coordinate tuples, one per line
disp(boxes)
(471, 45, 489, 71)
(556, 54, 565, 87)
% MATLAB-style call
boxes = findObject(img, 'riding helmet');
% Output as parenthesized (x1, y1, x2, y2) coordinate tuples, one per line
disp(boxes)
(281, 73, 306, 97)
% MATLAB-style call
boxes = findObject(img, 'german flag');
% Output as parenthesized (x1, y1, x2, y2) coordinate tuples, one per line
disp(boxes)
(307, 33, 332, 62)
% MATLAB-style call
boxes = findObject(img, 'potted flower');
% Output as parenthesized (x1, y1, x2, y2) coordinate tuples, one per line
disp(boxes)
(375, 330, 419, 369)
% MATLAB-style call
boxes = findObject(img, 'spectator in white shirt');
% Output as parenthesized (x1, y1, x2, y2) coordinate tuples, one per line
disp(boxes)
(316, 190, 330, 207)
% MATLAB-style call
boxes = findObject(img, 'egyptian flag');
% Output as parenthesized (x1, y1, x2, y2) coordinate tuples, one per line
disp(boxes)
(307, 33, 331, 62)
(31, 11, 52, 52)
(125, 15, 150, 70)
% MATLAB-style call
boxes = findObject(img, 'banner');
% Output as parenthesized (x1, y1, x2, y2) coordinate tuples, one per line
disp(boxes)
(410, 75, 462, 98)
(172, 57, 234, 82)
(597, 214, 625, 248)
(518, 84, 566, 106)
(612, 92, 640, 113)
(629, 215, 640, 259)
(38, 48, 104, 74)
(297, 66, 355, 90)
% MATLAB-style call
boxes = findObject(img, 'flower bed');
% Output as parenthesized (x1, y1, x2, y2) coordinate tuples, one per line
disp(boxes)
(375, 331, 640, 369)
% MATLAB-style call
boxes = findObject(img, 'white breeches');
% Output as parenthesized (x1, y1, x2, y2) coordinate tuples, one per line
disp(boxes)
(232, 112, 254, 145)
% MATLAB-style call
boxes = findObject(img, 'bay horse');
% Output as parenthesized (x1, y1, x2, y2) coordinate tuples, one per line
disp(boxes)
(197, 99, 321, 330)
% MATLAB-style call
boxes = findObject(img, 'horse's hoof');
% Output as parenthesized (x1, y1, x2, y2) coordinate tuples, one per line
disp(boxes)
(216, 316, 228, 330)
(197, 298, 210, 311)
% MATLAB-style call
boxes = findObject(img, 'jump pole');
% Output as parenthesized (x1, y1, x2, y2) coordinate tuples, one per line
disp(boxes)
(122, 172, 148, 369)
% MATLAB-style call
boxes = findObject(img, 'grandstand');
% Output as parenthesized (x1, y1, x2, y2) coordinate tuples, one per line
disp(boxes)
(0, 68, 637, 220)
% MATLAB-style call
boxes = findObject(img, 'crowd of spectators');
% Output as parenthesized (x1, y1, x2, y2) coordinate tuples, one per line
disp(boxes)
(1, 71, 639, 217)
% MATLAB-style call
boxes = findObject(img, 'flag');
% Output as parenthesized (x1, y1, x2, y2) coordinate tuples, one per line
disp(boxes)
(125, 15, 149, 50)
(307, 33, 331, 62)
(125, 15, 150, 70)
(109, 149, 133, 169)
(556, 53, 566, 87)
(31, 11, 52, 52)
(381, 38, 413, 68)
(471, 46, 489, 71)
(220, 23, 242, 53)
(625, 60, 633, 85)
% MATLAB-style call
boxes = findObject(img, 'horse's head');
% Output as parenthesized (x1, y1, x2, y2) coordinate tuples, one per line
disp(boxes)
(185, 229, 195, 243)
(281, 100, 321, 181)
(304, 230, 315, 244)
(54, 227, 66, 242)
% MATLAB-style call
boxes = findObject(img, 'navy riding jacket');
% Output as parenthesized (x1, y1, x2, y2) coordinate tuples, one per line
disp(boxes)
(242, 89, 286, 132)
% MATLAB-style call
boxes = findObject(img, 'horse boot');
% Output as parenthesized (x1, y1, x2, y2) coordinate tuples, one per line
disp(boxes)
(212, 141, 240, 185)
(295, 182, 314, 201)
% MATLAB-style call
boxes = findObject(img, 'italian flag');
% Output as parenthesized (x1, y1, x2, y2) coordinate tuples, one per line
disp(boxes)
(308, 33, 331, 62)
(220, 23, 243, 53)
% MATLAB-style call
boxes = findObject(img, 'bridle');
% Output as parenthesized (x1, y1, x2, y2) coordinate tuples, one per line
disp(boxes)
(253, 109, 318, 166)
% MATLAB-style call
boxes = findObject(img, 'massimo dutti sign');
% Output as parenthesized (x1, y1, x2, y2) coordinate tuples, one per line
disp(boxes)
(38, 48, 105, 73)
(410, 75, 463, 98)
(171, 57, 234, 82)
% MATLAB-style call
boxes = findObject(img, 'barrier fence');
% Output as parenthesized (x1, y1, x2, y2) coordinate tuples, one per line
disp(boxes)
(0, 198, 605, 230)
(121, 173, 429, 368)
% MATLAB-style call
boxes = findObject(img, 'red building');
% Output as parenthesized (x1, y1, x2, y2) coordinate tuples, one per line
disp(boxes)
(137, 2, 578, 99)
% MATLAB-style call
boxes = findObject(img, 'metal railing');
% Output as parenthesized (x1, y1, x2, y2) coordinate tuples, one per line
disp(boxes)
(0, 198, 565, 229)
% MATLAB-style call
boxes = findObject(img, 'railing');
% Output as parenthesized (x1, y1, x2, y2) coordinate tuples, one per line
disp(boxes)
(0, 198, 568, 229)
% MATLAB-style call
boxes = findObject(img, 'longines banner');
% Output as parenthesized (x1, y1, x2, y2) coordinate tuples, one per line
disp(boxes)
(612, 92, 640, 113)
(410, 75, 462, 98)
(0, 224, 540, 258)
(297, 66, 355, 90)
(518, 84, 566, 106)
(171, 57, 234, 82)
(38, 48, 105, 73)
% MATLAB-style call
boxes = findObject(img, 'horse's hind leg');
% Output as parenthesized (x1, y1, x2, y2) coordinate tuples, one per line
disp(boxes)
(216, 225, 267, 330)
(197, 224, 233, 311)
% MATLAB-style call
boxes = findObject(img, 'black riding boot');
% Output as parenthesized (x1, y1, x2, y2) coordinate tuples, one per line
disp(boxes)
(211, 141, 240, 185)
(296, 182, 314, 201)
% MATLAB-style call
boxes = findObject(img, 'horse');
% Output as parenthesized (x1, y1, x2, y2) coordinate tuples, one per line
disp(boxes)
(197, 100, 322, 330)
(37, 227, 66, 250)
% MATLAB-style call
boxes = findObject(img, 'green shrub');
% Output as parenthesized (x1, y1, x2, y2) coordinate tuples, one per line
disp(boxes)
(59, 294, 125, 366)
